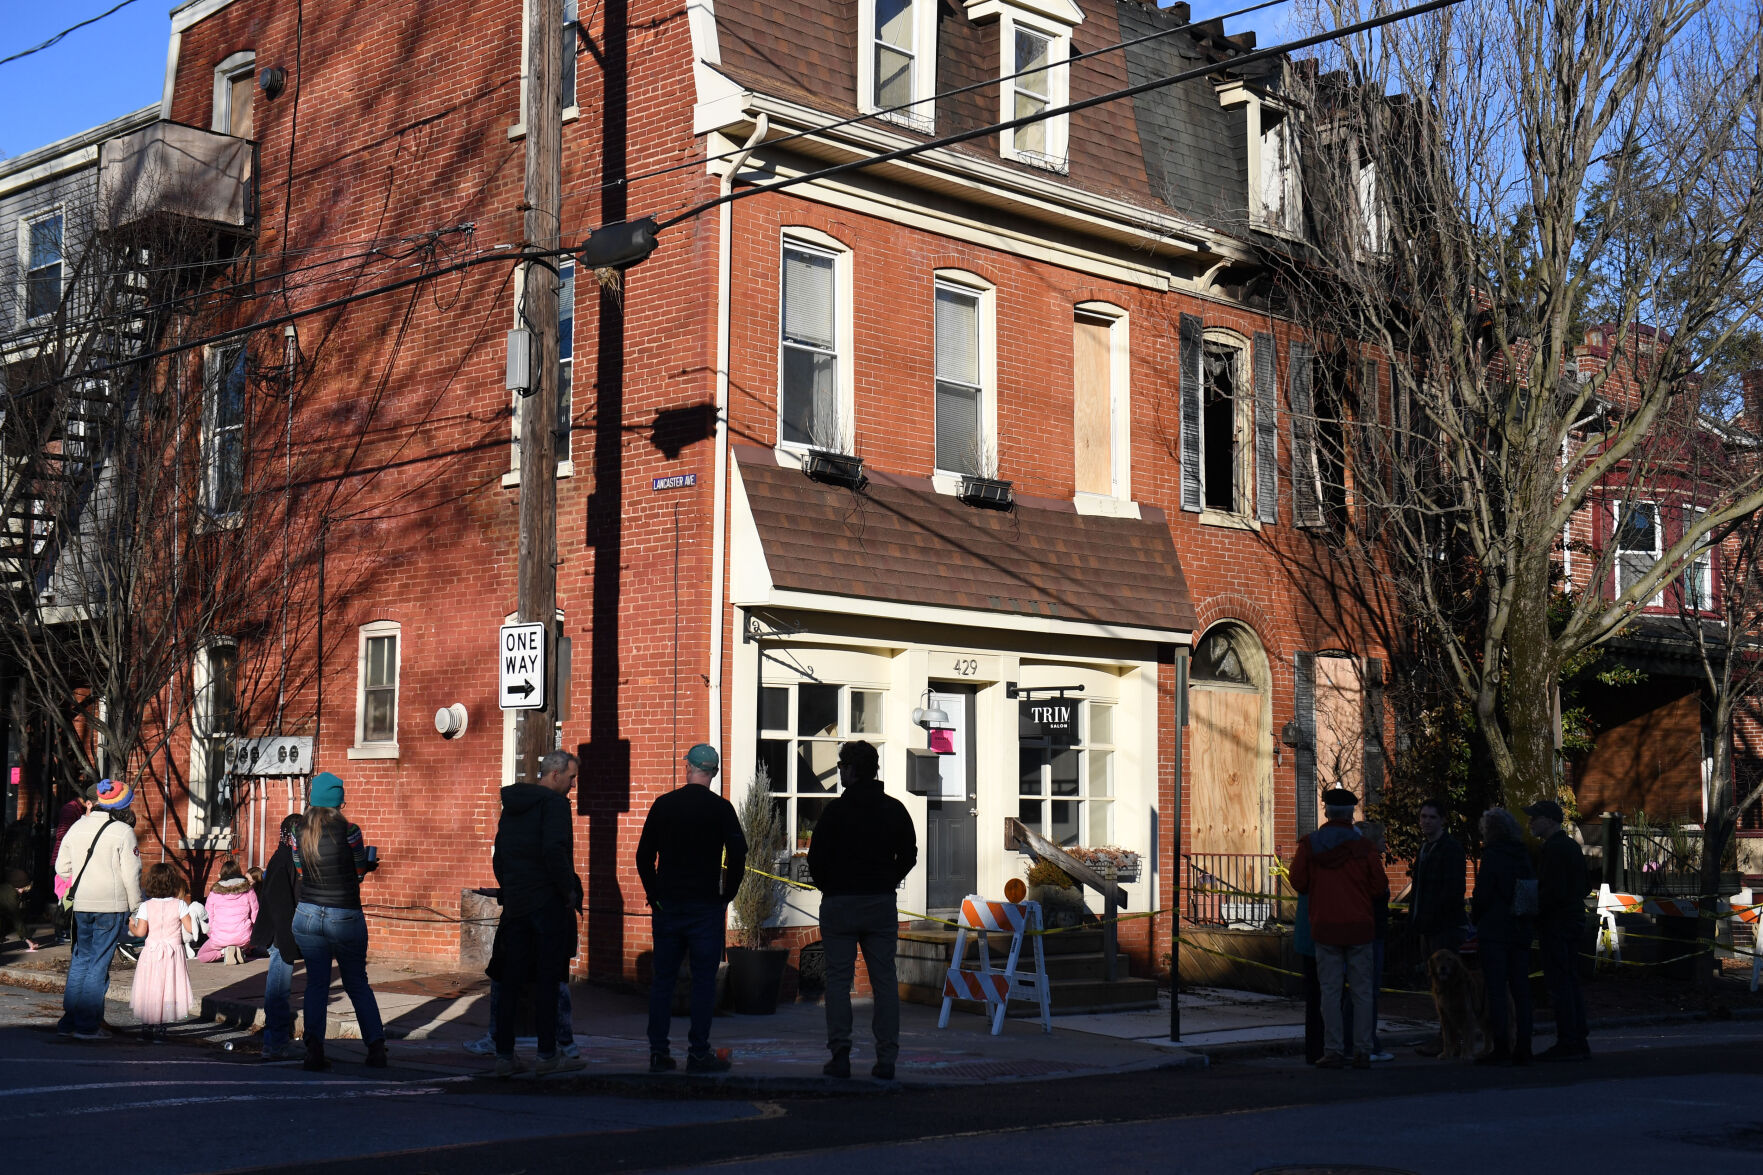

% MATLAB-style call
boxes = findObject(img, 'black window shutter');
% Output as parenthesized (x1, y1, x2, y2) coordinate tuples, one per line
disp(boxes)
(1294, 651, 1317, 837)
(1179, 313, 1203, 513)
(1254, 332, 1278, 524)
(1289, 342, 1322, 527)
(1362, 657, 1384, 807)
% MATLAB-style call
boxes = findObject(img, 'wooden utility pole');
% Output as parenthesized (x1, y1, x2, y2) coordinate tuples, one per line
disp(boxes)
(516, 0, 563, 783)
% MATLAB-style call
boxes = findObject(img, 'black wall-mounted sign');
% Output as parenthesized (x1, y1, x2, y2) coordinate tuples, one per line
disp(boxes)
(1018, 698, 1078, 744)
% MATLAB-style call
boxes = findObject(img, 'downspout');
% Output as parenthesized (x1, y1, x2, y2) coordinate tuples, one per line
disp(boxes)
(708, 113, 768, 753)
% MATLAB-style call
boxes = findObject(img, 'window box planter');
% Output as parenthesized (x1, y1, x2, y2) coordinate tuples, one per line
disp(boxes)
(802, 448, 865, 489)
(958, 474, 1013, 509)
(1065, 845, 1142, 883)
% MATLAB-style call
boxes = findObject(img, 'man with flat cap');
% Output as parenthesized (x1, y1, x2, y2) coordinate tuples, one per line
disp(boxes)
(1527, 799, 1590, 1061)
(636, 743, 747, 1074)
(1290, 787, 1388, 1070)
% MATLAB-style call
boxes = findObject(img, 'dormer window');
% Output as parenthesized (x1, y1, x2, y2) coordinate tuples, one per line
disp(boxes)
(966, 0, 1082, 173)
(860, 0, 937, 132)
(1220, 81, 1305, 238)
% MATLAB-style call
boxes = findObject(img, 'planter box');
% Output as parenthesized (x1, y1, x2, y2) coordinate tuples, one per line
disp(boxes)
(958, 475, 1013, 508)
(802, 449, 866, 489)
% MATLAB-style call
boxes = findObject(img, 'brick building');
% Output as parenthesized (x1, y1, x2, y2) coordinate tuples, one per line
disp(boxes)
(7, 0, 1407, 983)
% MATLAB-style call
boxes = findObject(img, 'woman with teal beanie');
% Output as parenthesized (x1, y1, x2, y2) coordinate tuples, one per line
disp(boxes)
(290, 772, 385, 1071)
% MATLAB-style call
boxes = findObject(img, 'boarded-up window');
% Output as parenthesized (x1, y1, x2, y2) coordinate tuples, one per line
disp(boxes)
(1073, 313, 1113, 495)
(1313, 653, 1364, 822)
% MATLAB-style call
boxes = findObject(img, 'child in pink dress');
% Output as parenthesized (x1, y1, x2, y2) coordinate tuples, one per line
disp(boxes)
(129, 863, 194, 1042)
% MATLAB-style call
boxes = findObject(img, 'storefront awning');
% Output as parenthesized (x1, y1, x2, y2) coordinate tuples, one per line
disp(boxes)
(734, 447, 1196, 642)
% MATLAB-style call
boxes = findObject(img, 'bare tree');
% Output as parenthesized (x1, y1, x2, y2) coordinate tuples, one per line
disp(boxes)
(1275, 0, 1763, 808)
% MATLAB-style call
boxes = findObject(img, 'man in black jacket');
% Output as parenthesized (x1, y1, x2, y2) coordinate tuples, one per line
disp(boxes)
(489, 750, 584, 1078)
(1527, 799, 1590, 1061)
(637, 744, 747, 1074)
(252, 814, 303, 1060)
(1409, 797, 1467, 1056)
(808, 741, 917, 1080)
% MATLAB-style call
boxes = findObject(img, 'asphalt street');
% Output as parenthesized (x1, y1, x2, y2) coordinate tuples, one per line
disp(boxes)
(5, 981, 1762, 1175)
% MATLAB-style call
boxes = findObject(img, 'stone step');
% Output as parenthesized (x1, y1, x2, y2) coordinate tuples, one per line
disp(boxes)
(902, 926, 1111, 956)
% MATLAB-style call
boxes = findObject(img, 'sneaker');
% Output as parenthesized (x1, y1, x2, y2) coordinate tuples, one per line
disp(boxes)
(462, 1034, 497, 1056)
(822, 1049, 851, 1078)
(493, 1055, 525, 1079)
(1351, 1053, 1372, 1070)
(535, 1052, 586, 1077)
(224, 945, 244, 965)
(686, 1050, 731, 1074)
(648, 1052, 677, 1074)
(1369, 1052, 1395, 1063)
(71, 1028, 113, 1041)
(559, 1041, 581, 1059)
(1315, 1052, 1346, 1070)
(871, 1060, 896, 1081)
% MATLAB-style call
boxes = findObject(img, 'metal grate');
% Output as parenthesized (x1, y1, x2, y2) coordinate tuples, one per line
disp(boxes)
(1184, 852, 1283, 928)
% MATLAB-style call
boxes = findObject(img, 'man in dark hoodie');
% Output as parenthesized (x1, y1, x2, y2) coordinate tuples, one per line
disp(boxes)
(808, 740, 916, 1080)
(1290, 787, 1388, 1070)
(489, 750, 584, 1078)
(1526, 799, 1590, 1061)
(252, 814, 303, 1060)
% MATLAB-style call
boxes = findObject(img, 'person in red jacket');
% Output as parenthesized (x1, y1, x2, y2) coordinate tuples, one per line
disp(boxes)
(1290, 787, 1389, 1070)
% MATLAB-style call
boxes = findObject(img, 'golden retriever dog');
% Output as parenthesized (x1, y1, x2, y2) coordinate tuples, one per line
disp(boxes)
(1428, 949, 1488, 1060)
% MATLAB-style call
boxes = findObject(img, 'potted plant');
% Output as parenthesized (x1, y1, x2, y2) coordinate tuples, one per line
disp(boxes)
(1064, 845, 1142, 883)
(727, 767, 790, 1014)
(1025, 859, 1087, 929)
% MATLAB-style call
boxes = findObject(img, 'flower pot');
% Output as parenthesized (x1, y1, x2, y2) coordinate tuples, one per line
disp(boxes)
(1029, 884, 1087, 929)
(957, 474, 1013, 509)
(725, 946, 789, 1014)
(802, 449, 866, 488)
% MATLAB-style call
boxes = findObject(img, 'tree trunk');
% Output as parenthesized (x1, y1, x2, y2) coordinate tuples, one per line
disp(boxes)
(1697, 693, 1736, 989)
(1501, 554, 1559, 811)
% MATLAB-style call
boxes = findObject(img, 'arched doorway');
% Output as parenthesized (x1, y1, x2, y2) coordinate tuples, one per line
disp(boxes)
(1187, 623, 1274, 922)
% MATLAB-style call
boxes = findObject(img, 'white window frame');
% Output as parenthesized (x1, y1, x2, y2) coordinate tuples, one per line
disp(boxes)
(1614, 499, 1664, 608)
(1072, 302, 1131, 506)
(858, 0, 937, 133)
(510, 0, 583, 139)
(350, 621, 401, 759)
(1200, 327, 1254, 519)
(1354, 155, 1388, 259)
(202, 342, 247, 520)
(1219, 83, 1304, 239)
(21, 209, 65, 324)
(212, 51, 256, 137)
(1017, 698, 1115, 848)
(1683, 505, 1714, 612)
(932, 269, 998, 481)
(965, 0, 1081, 172)
(187, 638, 238, 844)
(777, 228, 854, 456)
(757, 681, 887, 854)
(504, 260, 577, 485)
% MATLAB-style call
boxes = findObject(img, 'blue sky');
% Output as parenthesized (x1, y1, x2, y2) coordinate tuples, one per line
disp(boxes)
(0, 0, 1292, 161)
(0, 0, 169, 160)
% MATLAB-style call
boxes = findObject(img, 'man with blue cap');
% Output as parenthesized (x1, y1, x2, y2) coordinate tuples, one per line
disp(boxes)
(636, 744, 746, 1073)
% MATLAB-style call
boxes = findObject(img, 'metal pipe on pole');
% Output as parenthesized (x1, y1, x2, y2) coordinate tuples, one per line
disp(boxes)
(515, 0, 563, 783)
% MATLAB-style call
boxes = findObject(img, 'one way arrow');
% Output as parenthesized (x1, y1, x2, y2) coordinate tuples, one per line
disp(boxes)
(510, 680, 535, 699)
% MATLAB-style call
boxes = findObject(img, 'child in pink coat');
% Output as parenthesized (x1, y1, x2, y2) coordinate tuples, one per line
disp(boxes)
(198, 858, 258, 963)
(130, 863, 194, 1041)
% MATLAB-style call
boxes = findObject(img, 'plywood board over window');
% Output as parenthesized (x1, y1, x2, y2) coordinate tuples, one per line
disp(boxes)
(1189, 686, 1263, 858)
(1313, 653, 1363, 821)
(1073, 314, 1112, 495)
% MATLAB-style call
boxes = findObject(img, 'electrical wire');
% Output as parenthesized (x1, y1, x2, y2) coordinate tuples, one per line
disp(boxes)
(655, 0, 1465, 233)
(609, 0, 1292, 194)
(0, 0, 140, 68)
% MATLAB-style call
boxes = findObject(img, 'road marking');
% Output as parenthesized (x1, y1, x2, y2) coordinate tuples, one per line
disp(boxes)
(6, 1076, 466, 1097)
(14, 1085, 444, 1118)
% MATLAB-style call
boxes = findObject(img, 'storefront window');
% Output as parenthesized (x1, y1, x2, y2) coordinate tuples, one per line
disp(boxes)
(1019, 699, 1114, 847)
(757, 682, 884, 851)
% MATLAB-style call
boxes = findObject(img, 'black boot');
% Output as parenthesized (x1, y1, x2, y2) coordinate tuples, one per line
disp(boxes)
(365, 1040, 388, 1069)
(303, 1040, 332, 1072)
(822, 1048, 851, 1078)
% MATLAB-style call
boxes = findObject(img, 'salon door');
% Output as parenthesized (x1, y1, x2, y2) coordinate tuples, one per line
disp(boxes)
(923, 686, 977, 912)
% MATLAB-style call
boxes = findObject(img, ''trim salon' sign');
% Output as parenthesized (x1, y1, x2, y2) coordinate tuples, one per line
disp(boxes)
(1018, 698, 1078, 744)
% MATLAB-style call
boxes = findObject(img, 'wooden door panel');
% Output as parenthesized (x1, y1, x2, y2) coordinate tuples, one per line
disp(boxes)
(1190, 686, 1263, 858)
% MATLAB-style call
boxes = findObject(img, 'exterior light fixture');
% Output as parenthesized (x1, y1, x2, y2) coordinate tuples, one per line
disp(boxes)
(911, 689, 950, 730)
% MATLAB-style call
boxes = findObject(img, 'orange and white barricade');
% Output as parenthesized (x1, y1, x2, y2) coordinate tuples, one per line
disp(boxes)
(1597, 883, 1706, 962)
(938, 894, 1052, 1035)
(1730, 887, 1761, 993)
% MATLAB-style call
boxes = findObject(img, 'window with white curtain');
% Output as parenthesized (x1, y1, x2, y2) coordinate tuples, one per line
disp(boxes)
(780, 241, 842, 450)
(935, 282, 984, 475)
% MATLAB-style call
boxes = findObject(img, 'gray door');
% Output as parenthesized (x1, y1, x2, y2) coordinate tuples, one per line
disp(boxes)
(924, 686, 977, 911)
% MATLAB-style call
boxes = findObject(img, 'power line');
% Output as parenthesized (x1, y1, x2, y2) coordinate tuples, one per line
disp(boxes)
(656, 0, 1464, 233)
(0, 0, 141, 68)
(613, 0, 1292, 194)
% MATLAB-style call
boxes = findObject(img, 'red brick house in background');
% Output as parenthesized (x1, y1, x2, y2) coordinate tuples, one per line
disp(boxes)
(119, 0, 1407, 987)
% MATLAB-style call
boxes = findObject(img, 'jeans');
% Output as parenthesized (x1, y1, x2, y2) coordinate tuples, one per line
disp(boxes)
(1301, 953, 1323, 1063)
(486, 980, 574, 1048)
(1315, 942, 1375, 1058)
(820, 893, 900, 1064)
(1480, 939, 1533, 1055)
(647, 900, 724, 1056)
(290, 903, 383, 1046)
(1538, 920, 1587, 1050)
(491, 904, 575, 1060)
(59, 911, 126, 1034)
(262, 946, 295, 1050)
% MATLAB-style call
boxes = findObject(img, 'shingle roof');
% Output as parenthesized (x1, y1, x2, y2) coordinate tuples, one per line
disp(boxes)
(737, 446, 1196, 636)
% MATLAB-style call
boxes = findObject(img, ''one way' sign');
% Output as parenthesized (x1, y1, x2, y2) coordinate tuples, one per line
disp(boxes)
(498, 621, 547, 710)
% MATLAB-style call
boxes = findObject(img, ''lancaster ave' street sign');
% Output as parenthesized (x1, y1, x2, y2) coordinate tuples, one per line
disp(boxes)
(499, 621, 547, 710)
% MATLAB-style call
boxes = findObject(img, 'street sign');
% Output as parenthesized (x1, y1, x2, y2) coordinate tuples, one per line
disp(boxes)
(499, 621, 547, 710)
